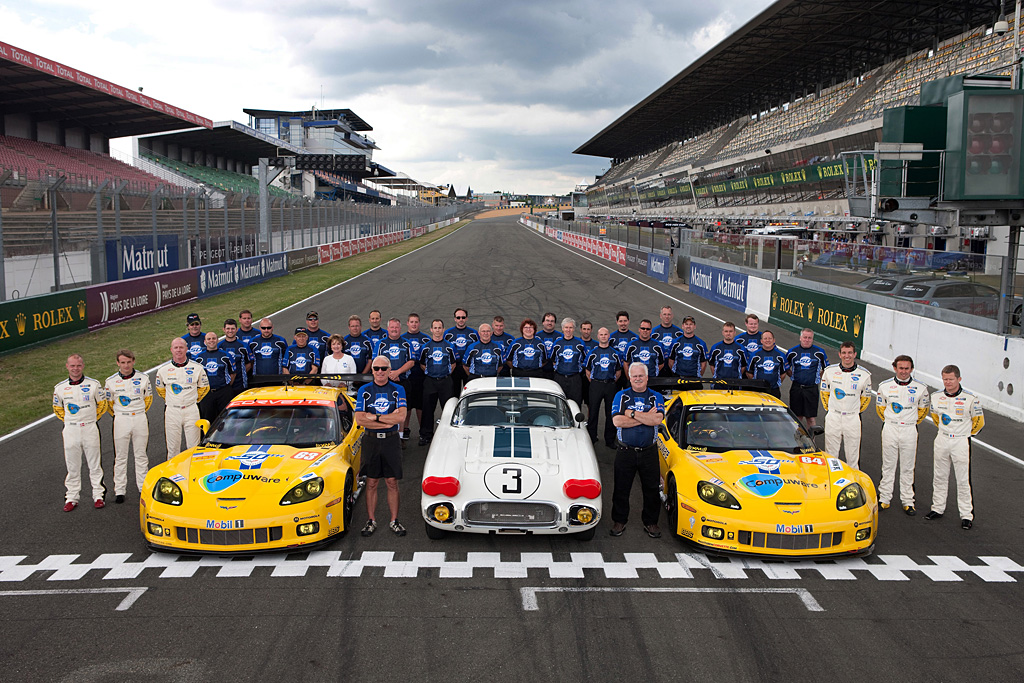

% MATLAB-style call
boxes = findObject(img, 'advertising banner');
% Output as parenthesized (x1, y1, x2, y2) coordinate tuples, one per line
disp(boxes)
(342, 241, 352, 258)
(287, 247, 319, 272)
(625, 248, 649, 274)
(647, 253, 670, 283)
(689, 262, 747, 312)
(769, 281, 866, 349)
(331, 242, 341, 261)
(318, 245, 332, 265)
(197, 253, 288, 300)
(189, 235, 256, 267)
(87, 269, 197, 329)
(0, 289, 88, 355)
(616, 245, 626, 265)
(105, 235, 179, 281)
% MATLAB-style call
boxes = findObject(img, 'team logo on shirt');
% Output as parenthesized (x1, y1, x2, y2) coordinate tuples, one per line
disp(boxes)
(205, 360, 220, 373)
(387, 346, 401, 358)
(480, 351, 495, 364)
(430, 349, 445, 362)
(293, 356, 308, 369)
(67, 403, 80, 414)
(760, 359, 777, 372)
(834, 388, 846, 399)
(680, 345, 695, 358)
(561, 348, 575, 360)
(523, 347, 537, 358)
(636, 349, 652, 361)
(372, 396, 392, 413)
(941, 413, 952, 425)
(721, 352, 736, 365)
(171, 384, 183, 394)
(891, 402, 904, 413)
(598, 357, 612, 369)
(258, 346, 274, 357)
(118, 395, 132, 407)
(796, 356, 812, 367)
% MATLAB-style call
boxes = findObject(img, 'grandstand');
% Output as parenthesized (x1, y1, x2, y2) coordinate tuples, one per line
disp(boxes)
(577, 0, 1018, 242)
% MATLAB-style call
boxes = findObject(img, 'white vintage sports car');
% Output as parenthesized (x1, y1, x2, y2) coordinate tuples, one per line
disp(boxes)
(421, 377, 602, 540)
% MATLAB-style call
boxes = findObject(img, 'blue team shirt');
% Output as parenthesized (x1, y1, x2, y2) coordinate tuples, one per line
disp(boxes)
(464, 340, 504, 377)
(785, 344, 829, 386)
(401, 332, 431, 374)
(249, 335, 288, 375)
(626, 338, 666, 377)
(490, 332, 515, 354)
(237, 328, 259, 349)
(505, 337, 547, 370)
(651, 324, 683, 360)
(580, 337, 599, 354)
(196, 348, 233, 390)
(181, 333, 206, 361)
(283, 344, 320, 374)
(736, 331, 764, 359)
(747, 347, 788, 389)
(374, 337, 413, 376)
(355, 381, 407, 433)
(670, 335, 708, 378)
(304, 328, 332, 359)
(610, 330, 639, 360)
(419, 339, 458, 378)
(708, 340, 747, 379)
(444, 326, 479, 362)
(536, 329, 561, 364)
(218, 338, 251, 389)
(612, 388, 666, 447)
(344, 334, 372, 371)
(364, 328, 387, 350)
(585, 346, 622, 381)
(552, 337, 587, 375)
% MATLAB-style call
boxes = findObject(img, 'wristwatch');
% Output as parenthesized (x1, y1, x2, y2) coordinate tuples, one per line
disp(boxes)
(630, 409, 636, 419)
(375, 414, 381, 423)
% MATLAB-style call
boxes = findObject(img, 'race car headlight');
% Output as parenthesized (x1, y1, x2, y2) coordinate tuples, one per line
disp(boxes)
(569, 505, 597, 525)
(697, 481, 741, 510)
(153, 478, 183, 506)
(855, 526, 872, 541)
(836, 483, 867, 511)
(428, 502, 455, 524)
(280, 477, 325, 506)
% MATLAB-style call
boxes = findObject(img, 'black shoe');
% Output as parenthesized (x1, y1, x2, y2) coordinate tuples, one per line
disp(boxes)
(643, 524, 662, 539)
(903, 505, 915, 516)
(924, 511, 943, 521)
(609, 522, 626, 537)
(604, 442, 616, 449)
(361, 520, 376, 537)
(961, 519, 973, 530)
(402, 428, 411, 440)
(115, 495, 125, 504)
(418, 436, 428, 446)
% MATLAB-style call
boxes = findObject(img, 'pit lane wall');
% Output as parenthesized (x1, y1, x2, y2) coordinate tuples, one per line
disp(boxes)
(0, 217, 459, 354)
(521, 216, 1024, 421)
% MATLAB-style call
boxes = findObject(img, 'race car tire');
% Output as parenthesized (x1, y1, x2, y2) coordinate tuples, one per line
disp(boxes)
(342, 470, 355, 535)
(574, 526, 596, 541)
(424, 520, 447, 540)
(665, 475, 680, 538)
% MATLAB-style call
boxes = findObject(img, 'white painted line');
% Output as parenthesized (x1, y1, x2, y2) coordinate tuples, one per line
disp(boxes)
(525, 222, 1024, 471)
(0, 225, 464, 445)
(519, 586, 824, 612)
(0, 586, 148, 611)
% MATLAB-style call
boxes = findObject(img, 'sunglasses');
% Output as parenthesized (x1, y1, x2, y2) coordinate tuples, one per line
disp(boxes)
(261, 326, 273, 330)
(372, 366, 390, 371)
(639, 327, 652, 331)
(455, 315, 467, 320)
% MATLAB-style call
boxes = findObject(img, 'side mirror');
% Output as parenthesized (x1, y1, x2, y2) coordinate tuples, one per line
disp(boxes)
(659, 424, 671, 440)
(810, 425, 824, 436)
(195, 419, 211, 435)
(575, 412, 586, 426)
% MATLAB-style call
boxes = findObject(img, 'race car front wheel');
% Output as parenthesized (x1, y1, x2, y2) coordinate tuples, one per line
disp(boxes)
(424, 520, 447, 540)
(342, 471, 355, 534)
(665, 476, 679, 538)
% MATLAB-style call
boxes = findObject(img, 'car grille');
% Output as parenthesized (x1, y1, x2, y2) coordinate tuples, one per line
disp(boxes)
(175, 526, 284, 546)
(737, 530, 843, 550)
(464, 501, 558, 527)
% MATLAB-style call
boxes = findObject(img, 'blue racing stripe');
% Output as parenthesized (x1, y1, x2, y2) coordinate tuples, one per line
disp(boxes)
(514, 377, 531, 388)
(493, 427, 512, 457)
(496, 377, 512, 388)
(513, 427, 532, 458)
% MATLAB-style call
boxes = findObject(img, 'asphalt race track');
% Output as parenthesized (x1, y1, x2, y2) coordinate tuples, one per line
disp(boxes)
(2, 216, 1023, 682)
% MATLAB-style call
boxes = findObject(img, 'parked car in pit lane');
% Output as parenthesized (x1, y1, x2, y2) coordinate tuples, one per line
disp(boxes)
(421, 377, 601, 540)
(140, 376, 368, 554)
(653, 378, 878, 559)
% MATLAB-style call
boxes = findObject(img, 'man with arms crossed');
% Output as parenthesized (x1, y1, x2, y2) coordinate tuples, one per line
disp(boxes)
(54, 354, 108, 511)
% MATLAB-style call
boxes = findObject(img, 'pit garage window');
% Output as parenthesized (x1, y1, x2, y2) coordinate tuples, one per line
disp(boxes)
(453, 391, 573, 428)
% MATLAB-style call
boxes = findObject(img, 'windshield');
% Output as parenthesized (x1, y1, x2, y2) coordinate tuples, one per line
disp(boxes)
(204, 405, 339, 447)
(683, 406, 815, 453)
(452, 391, 573, 428)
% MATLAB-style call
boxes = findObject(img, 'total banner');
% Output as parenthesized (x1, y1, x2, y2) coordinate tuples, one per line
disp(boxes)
(197, 253, 288, 299)
(769, 280, 866, 349)
(0, 289, 88, 355)
(87, 269, 197, 329)
(105, 235, 180, 281)
(689, 261, 747, 312)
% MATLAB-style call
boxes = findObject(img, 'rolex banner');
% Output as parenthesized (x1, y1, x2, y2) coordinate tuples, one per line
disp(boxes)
(0, 289, 88, 355)
(769, 281, 865, 350)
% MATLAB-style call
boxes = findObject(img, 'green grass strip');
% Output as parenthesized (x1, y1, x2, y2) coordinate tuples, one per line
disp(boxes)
(0, 220, 468, 436)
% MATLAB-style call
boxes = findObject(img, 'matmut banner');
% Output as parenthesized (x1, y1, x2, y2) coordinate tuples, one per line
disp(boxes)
(0, 40, 212, 128)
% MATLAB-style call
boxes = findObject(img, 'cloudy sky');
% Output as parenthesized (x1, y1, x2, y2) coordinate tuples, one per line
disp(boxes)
(2, 0, 774, 194)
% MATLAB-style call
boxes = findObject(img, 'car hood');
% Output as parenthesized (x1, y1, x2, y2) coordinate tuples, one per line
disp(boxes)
(169, 443, 334, 495)
(433, 425, 586, 476)
(695, 449, 835, 501)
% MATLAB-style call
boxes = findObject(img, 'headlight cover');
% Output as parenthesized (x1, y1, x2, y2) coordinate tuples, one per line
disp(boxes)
(836, 483, 867, 511)
(153, 478, 183, 506)
(280, 477, 324, 506)
(697, 480, 741, 510)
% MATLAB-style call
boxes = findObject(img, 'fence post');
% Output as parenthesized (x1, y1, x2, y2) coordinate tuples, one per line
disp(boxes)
(182, 189, 191, 269)
(151, 185, 162, 275)
(49, 176, 67, 291)
(0, 170, 9, 300)
(95, 180, 109, 283)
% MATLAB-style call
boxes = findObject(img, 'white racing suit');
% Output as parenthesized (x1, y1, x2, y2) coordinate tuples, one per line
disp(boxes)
(105, 371, 153, 495)
(930, 388, 984, 521)
(875, 377, 929, 506)
(53, 376, 107, 504)
(156, 360, 209, 459)
(820, 363, 872, 470)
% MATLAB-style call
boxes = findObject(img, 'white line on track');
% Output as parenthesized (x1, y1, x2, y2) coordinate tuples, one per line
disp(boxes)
(0, 225, 463, 446)
(0, 586, 148, 611)
(521, 221, 1024, 470)
(519, 586, 825, 612)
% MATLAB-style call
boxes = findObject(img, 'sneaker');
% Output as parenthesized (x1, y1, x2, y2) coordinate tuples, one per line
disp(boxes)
(418, 436, 428, 446)
(94, 499, 105, 510)
(361, 520, 376, 537)
(402, 428, 411, 440)
(879, 501, 890, 510)
(63, 501, 77, 513)
(903, 505, 916, 517)
(924, 511, 943, 521)
(609, 522, 626, 537)
(644, 524, 662, 539)
(961, 519, 973, 530)
(115, 495, 125, 504)
(390, 520, 407, 536)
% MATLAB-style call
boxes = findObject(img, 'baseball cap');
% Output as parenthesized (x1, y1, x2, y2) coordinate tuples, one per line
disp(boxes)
(186, 313, 201, 324)
(294, 327, 309, 336)
(681, 315, 696, 323)
(306, 311, 318, 320)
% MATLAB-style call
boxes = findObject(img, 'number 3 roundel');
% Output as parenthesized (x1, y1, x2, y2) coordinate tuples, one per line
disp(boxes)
(483, 464, 541, 499)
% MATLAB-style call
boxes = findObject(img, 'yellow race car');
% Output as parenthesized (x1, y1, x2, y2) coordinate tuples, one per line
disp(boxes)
(654, 379, 877, 559)
(140, 381, 364, 553)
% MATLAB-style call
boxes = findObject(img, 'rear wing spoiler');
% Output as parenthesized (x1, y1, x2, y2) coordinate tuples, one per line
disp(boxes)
(250, 373, 374, 396)
(646, 377, 772, 393)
